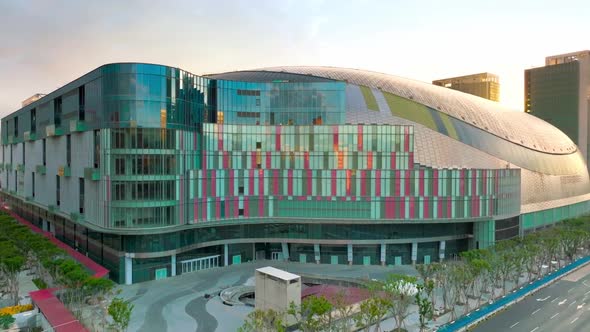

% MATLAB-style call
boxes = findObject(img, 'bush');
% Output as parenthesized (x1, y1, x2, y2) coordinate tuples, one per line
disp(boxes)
(0, 304, 34, 315)
(0, 313, 15, 329)
(32, 278, 48, 289)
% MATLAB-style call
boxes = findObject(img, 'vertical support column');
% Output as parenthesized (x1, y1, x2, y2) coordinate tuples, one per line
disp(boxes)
(124, 254, 133, 285)
(171, 254, 176, 277)
(380, 243, 386, 266)
(314, 244, 320, 264)
(41, 219, 48, 232)
(253, 243, 256, 261)
(281, 242, 290, 261)
(347, 244, 353, 265)
(411, 242, 418, 266)
(439, 240, 446, 262)
(224, 244, 229, 267)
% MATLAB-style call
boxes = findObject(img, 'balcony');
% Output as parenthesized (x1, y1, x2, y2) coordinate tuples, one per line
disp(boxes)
(24, 131, 37, 141)
(46, 124, 64, 137)
(84, 167, 100, 181)
(58, 165, 71, 177)
(35, 165, 46, 175)
(69, 119, 87, 132)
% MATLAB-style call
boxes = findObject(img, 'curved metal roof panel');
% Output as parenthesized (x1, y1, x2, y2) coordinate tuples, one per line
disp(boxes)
(227, 66, 577, 155)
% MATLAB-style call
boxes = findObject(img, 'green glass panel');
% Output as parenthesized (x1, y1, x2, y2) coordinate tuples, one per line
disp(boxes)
(155, 268, 167, 280)
(232, 255, 241, 265)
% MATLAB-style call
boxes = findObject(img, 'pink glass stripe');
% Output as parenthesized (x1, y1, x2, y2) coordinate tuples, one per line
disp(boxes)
(211, 170, 216, 198)
(266, 152, 271, 169)
(360, 170, 367, 197)
(223, 151, 229, 169)
(460, 169, 465, 196)
(358, 125, 363, 151)
(404, 126, 410, 152)
(482, 170, 487, 195)
(218, 125, 223, 151)
(234, 198, 239, 218)
(408, 152, 414, 169)
(304, 152, 310, 169)
(333, 126, 339, 148)
(409, 196, 415, 218)
(244, 196, 249, 217)
(391, 152, 396, 170)
(249, 169, 255, 195)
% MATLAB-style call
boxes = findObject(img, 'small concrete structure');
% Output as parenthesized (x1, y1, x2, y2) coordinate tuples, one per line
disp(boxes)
(255, 266, 301, 319)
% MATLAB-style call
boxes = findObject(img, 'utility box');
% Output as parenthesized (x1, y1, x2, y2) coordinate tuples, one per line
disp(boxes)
(255, 266, 301, 319)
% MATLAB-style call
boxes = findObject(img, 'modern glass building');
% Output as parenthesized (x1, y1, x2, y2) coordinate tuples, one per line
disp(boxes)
(433, 72, 500, 102)
(1, 63, 589, 284)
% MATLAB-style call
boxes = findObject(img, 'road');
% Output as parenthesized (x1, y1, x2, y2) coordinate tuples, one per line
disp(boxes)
(473, 263, 590, 332)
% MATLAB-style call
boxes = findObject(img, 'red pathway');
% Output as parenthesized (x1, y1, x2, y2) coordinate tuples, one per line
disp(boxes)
(2, 203, 109, 332)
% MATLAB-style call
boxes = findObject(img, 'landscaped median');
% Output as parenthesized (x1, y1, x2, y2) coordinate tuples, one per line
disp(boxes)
(436, 254, 590, 332)
(0, 207, 117, 331)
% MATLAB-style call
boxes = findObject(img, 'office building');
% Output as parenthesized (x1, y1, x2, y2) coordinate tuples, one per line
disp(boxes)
(1, 63, 589, 284)
(525, 50, 590, 167)
(433, 73, 500, 101)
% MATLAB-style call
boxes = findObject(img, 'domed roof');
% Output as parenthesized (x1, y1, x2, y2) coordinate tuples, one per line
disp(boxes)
(209, 66, 577, 155)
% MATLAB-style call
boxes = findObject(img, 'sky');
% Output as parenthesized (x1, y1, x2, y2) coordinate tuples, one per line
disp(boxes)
(0, 0, 589, 117)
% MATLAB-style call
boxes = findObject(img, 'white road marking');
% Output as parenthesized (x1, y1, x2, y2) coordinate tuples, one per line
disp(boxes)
(537, 296, 551, 302)
(551, 313, 559, 319)
(510, 322, 520, 328)
(532, 308, 541, 315)
(569, 300, 577, 307)
(585, 290, 590, 295)
(551, 297, 559, 303)
(577, 303, 585, 310)
(571, 317, 579, 324)
(559, 299, 568, 305)
(568, 287, 575, 293)
(531, 327, 539, 332)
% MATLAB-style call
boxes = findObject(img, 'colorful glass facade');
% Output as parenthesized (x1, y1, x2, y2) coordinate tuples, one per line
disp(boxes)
(1, 63, 588, 284)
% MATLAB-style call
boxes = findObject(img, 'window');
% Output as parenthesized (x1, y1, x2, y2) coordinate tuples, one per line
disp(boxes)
(79, 178, 84, 213)
(22, 144, 25, 164)
(114, 183, 125, 200)
(93, 130, 100, 168)
(115, 158, 125, 175)
(32, 172, 35, 197)
(42, 139, 46, 166)
(30, 108, 36, 133)
(14, 170, 17, 191)
(239, 208, 244, 216)
(14, 116, 18, 137)
(56, 175, 60, 206)
(54, 97, 62, 127)
(238, 186, 244, 194)
(66, 135, 71, 167)
(78, 86, 85, 121)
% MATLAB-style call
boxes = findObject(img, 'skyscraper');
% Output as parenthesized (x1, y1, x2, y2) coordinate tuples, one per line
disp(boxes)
(525, 50, 590, 167)
(433, 73, 500, 101)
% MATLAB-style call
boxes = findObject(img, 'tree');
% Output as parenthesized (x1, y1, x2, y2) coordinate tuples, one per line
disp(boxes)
(332, 289, 355, 332)
(415, 283, 433, 332)
(383, 274, 418, 331)
(108, 297, 134, 332)
(288, 295, 333, 332)
(239, 309, 286, 332)
(353, 296, 389, 332)
(0, 241, 26, 305)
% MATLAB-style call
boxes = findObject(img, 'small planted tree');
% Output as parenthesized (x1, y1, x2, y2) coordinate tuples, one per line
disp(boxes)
(288, 295, 333, 332)
(383, 274, 418, 331)
(415, 284, 433, 332)
(353, 295, 389, 332)
(108, 297, 134, 332)
(239, 308, 286, 332)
